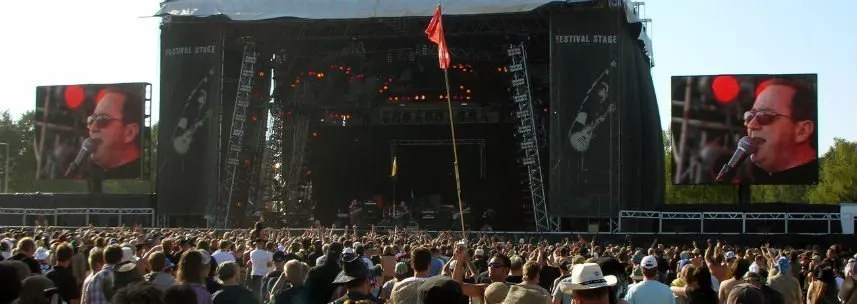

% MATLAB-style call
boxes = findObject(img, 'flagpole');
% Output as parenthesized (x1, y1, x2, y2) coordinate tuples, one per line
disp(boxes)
(443, 69, 467, 238)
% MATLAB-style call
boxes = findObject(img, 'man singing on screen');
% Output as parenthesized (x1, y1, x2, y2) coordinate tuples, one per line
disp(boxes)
(87, 87, 142, 179)
(745, 78, 817, 184)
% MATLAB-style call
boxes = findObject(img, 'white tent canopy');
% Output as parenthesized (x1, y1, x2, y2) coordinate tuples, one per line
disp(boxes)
(155, 0, 651, 58)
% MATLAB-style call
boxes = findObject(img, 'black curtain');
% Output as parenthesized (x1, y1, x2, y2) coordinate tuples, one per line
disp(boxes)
(157, 24, 224, 215)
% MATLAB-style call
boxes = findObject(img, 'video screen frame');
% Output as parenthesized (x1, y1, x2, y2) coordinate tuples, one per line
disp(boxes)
(670, 74, 818, 185)
(34, 83, 152, 180)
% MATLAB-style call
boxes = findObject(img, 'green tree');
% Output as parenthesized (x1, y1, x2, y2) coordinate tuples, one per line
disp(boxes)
(807, 138, 857, 204)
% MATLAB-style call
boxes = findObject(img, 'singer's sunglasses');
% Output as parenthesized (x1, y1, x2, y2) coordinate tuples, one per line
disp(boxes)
(488, 263, 507, 269)
(743, 110, 793, 127)
(87, 115, 120, 128)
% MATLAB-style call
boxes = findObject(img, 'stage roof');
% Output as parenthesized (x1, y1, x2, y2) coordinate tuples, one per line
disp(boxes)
(155, 0, 652, 59)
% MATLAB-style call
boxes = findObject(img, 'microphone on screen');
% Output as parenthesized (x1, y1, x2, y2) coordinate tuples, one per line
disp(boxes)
(65, 138, 97, 177)
(714, 136, 764, 183)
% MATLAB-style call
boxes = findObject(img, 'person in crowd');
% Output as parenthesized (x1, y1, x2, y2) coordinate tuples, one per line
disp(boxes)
(741, 272, 784, 304)
(504, 261, 551, 303)
(271, 259, 309, 304)
(212, 261, 258, 304)
(111, 282, 164, 304)
(304, 242, 344, 303)
(769, 256, 802, 304)
(248, 238, 273, 298)
(262, 250, 287, 298)
(212, 240, 236, 264)
(45, 243, 80, 304)
(380, 262, 409, 300)
(81, 245, 122, 304)
(18, 275, 56, 304)
(11, 237, 41, 274)
(176, 250, 212, 304)
(559, 263, 619, 304)
(329, 249, 384, 304)
(624, 256, 675, 303)
(718, 258, 751, 303)
(145, 251, 177, 291)
(484, 282, 510, 304)
(745, 78, 818, 184)
(163, 284, 198, 304)
(418, 275, 469, 304)
(389, 247, 433, 303)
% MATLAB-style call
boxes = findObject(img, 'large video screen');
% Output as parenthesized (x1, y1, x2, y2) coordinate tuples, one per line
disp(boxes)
(670, 74, 818, 185)
(35, 83, 149, 180)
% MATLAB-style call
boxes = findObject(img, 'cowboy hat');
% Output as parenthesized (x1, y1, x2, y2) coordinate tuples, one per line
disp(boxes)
(560, 263, 617, 293)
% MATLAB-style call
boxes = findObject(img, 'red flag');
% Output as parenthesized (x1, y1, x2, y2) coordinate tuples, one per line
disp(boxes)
(425, 4, 450, 70)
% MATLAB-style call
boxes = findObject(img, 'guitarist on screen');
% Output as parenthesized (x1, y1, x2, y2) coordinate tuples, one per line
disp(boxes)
(566, 60, 617, 153)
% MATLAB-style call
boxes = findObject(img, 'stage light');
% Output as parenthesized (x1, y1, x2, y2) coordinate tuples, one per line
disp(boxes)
(755, 79, 775, 97)
(312, 132, 318, 137)
(286, 111, 292, 116)
(258, 71, 265, 77)
(383, 86, 388, 90)
(466, 89, 471, 94)
(421, 95, 426, 100)
(308, 71, 315, 76)
(244, 159, 251, 166)
(459, 85, 465, 90)
(466, 96, 471, 100)
(712, 75, 740, 104)
(64, 85, 85, 110)
(251, 114, 258, 122)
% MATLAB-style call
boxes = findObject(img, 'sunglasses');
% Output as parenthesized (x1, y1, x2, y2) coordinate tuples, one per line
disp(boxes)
(743, 110, 792, 127)
(87, 115, 120, 128)
(489, 263, 506, 268)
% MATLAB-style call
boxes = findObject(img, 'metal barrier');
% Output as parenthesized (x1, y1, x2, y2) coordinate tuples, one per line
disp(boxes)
(619, 210, 842, 235)
(0, 208, 155, 227)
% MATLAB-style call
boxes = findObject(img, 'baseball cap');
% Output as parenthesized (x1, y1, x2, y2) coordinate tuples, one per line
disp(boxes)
(640, 255, 658, 269)
(352, 241, 363, 249)
(198, 249, 211, 265)
(394, 262, 409, 275)
(725, 251, 736, 260)
(418, 275, 468, 304)
(273, 251, 287, 262)
(726, 283, 764, 304)
(775, 257, 790, 273)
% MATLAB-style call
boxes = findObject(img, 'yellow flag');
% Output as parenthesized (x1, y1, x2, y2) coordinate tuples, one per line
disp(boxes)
(391, 156, 398, 177)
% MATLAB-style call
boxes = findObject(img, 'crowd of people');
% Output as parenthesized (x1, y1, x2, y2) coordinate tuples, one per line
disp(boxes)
(0, 221, 854, 304)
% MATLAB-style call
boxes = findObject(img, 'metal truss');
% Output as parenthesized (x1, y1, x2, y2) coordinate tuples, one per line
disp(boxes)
(213, 40, 258, 229)
(247, 102, 271, 212)
(506, 42, 555, 232)
(258, 103, 283, 206)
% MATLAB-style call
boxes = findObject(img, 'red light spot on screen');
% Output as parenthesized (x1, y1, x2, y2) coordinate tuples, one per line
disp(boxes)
(712, 75, 739, 104)
(64, 85, 85, 110)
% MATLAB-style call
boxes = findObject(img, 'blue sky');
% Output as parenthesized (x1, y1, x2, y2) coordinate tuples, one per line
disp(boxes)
(1, 0, 854, 153)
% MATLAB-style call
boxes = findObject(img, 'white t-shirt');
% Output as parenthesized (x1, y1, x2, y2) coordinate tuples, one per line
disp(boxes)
(250, 249, 273, 276)
(211, 250, 235, 265)
(624, 280, 675, 304)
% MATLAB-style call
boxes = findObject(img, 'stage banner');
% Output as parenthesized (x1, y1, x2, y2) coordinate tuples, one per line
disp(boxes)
(549, 9, 621, 217)
(157, 24, 223, 215)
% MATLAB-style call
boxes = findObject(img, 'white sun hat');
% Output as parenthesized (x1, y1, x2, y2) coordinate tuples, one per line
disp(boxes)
(560, 263, 618, 293)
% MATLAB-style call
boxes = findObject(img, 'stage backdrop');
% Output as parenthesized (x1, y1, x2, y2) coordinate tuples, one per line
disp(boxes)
(157, 23, 223, 215)
(549, 8, 663, 217)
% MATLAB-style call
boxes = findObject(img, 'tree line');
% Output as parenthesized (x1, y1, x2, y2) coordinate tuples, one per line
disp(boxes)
(664, 130, 857, 204)
(0, 110, 854, 204)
